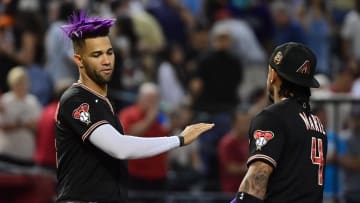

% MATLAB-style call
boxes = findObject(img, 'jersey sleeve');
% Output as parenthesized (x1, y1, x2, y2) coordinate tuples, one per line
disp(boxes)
(57, 96, 112, 142)
(247, 110, 285, 169)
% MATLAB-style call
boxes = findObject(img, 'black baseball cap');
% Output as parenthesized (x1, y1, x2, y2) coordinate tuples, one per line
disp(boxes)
(269, 42, 320, 88)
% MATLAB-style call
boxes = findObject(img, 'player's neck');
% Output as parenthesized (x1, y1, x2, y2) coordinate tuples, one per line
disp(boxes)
(78, 77, 108, 97)
(273, 96, 288, 103)
(272, 88, 287, 103)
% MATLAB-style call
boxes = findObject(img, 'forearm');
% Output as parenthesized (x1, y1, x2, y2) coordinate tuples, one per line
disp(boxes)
(89, 124, 180, 159)
(238, 161, 273, 200)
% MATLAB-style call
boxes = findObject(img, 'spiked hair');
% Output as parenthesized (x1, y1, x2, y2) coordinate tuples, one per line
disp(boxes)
(61, 11, 115, 40)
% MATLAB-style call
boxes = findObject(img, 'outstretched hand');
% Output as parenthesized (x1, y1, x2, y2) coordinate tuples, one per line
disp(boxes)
(180, 123, 214, 145)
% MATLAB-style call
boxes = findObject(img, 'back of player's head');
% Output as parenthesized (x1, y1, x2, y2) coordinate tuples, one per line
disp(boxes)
(269, 42, 319, 89)
(269, 42, 319, 114)
(60, 11, 115, 53)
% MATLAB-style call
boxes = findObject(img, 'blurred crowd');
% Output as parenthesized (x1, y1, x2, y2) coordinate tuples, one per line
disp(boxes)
(1, 0, 360, 202)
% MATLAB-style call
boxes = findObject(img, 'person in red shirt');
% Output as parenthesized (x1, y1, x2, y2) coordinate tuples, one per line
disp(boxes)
(119, 82, 170, 190)
(34, 80, 71, 169)
(218, 108, 251, 193)
(34, 101, 58, 168)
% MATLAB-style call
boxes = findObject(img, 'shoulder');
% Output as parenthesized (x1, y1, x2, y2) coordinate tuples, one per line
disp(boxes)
(250, 101, 291, 130)
(264, 99, 295, 114)
(60, 85, 83, 100)
(253, 104, 282, 122)
(59, 85, 90, 108)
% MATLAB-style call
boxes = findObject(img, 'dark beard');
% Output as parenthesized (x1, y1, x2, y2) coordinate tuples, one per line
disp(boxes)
(84, 66, 112, 86)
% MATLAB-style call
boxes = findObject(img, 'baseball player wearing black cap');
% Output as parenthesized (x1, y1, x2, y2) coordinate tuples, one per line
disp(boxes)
(231, 42, 327, 203)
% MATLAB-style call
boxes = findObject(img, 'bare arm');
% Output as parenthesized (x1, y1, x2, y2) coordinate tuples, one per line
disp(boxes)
(238, 161, 274, 200)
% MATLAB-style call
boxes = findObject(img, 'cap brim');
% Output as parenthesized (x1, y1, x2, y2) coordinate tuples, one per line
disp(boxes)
(310, 78, 320, 88)
(274, 68, 320, 88)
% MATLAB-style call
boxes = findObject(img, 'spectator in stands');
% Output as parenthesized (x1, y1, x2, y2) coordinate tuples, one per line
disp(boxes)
(180, 0, 203, 18)
(185, 23, 210, 77)
(119, 83, 170, 190)
(203, 0, 231, 25)
(115, 0, 166, 53)
(331, 66, 356, 93)
(313, 105, 345, 203)
(109, 15, 141, 108)
(34, 79, 72, 169)
(271, 1, 306, 45)
(337, 106, 360, 203)
(45, 2, 78, 86)
(5, 10, 53, 106)
(0, 10, 46, 95)
(0, 66, 41, 163)
(228, 0, 275, 53)
(148, 0, 193, 45)
(297, 0, 332, 76)
(210, 17, 266, 99)
(218, 107, 251, 193)
(341, 0, 360, 63)
(158, 43, 188, 111)
(167, 103, 201, 190)
(0, 12, 16, 93)
(190, 25, 242, 190)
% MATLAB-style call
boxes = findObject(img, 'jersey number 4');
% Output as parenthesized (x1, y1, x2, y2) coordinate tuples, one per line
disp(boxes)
(311, 137, 324, 186)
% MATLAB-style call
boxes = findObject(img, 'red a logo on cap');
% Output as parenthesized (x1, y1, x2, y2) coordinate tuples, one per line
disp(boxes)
(296, 60, 311, 75)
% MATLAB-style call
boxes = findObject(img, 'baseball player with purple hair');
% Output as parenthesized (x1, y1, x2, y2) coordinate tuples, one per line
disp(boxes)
(55, 11, 214, 203)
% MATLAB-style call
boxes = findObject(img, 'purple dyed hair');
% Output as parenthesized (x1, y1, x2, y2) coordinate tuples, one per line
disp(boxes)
(60, 11, 115, 40)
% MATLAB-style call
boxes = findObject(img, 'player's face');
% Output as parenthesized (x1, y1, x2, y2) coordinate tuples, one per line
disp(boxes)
(80, 36, 115, 85)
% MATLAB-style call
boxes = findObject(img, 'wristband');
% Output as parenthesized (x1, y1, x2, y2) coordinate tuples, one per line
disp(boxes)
(177, 135, 185, 147)
(231, 192, 263, 203)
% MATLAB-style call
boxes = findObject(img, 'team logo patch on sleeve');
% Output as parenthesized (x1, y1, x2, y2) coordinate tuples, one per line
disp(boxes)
(73, 103, 91, 125)
(253, 130, 274, 150)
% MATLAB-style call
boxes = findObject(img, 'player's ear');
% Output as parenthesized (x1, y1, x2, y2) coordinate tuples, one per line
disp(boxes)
(73, 54, 84, 68)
